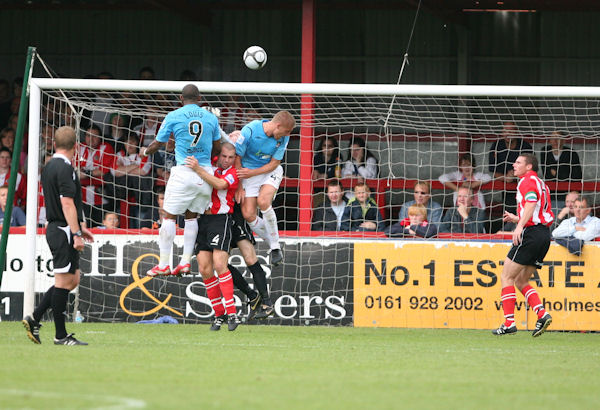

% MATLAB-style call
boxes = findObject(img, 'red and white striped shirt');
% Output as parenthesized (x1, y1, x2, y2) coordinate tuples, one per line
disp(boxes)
(210, 166, 238, 214)
(76, 142, 115, 205)
(0, 169, 26, 208)
(516, 170, 554, 227)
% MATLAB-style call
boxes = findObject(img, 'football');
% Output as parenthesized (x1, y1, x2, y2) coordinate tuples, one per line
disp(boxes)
(243, 46, 267, 70)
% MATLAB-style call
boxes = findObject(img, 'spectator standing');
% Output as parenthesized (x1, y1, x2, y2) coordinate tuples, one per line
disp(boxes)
(398, 181, 443, 227)
(341, 137, 378, 179)
(110, 134, 153, 228)
(134, 108, 162, 148)
(439, 187, 487, 234)
(77, 124, 115, 225)
(152, 137, 176, 182)
(340, 182, 384, 232)
(540, 131, 582, 207)
(312, 179, 347, 231)
(439, 153, 491, 209)
(312, 136, 341, 180)
(540, 131, 582, 182)
(488, 121, 533, 182)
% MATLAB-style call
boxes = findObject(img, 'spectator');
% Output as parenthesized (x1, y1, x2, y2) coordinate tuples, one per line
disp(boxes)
(340, 182, 385, 232)
(386, 203, 437, 238)
(0, 185, 26, 228)
(145, 187, 183, 229)
(179, 69, 197, 81)
(78, 124, 115, 226)
(540, 131, 582, 182)
(0, 147, 26, 208)
(107, 113, 130, 153)
(312, 179, 347, 231)
(98, 212, 120, 230)
(398, 181, 443, 227)
(488, 121, 533, 230)
(540, 131, 583, 207)
(439, 187, 487, 234)
(139, 66, 156, 80)
(439, 153, 491, 209)
(553, 190, 580, 227)
(110, 134, 153, 228)
(152, 136, 176, 182)
(0, 127, 15, 151)
(312, 136, 340, 180)
(488, 121, 533, 182)
(552, 196, 600, 242)
(134, 107, 162, 147)
(341, 137, 379, 179)
(39, 124, 55, 165)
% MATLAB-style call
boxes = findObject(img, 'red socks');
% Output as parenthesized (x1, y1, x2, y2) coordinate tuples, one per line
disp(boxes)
(501, 286, 517, 327)
(218, 271, 236, 315)
(521, 285, 546, 319)
(204, 276, 225, 317)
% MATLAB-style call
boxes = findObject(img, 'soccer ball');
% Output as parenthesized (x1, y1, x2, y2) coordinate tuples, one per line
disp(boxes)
(243, 46, 267, 70)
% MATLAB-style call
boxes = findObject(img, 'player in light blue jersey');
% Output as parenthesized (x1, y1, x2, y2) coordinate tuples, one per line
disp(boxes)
(141, 84, 221, 277)
(234, 111, 296, 267)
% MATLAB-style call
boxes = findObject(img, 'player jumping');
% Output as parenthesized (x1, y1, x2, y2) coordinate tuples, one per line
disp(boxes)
(493, 153, 554, 337)
(234, 111, 296, 266)
(142, 84, 221, 277)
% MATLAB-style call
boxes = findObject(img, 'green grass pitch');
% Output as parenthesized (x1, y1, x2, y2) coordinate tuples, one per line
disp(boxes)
(1, 322, 598, 409)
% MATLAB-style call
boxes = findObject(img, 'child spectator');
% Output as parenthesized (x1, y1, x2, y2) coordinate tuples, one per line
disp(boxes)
(99, 212, 120, 229)
(386, 203, 437, 238)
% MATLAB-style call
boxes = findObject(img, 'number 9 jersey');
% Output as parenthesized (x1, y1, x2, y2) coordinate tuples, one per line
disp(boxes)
(156, 104, 221, 167)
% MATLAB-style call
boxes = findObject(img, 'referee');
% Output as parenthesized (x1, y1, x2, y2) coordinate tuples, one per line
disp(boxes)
(22, 126, 94, 346)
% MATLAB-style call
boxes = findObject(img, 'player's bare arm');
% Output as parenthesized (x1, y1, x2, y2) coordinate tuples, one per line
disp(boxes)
(141, 139, 165, 157)
(512, 202, 536, 246)
(237, 158, 281, 180)
(184, 156, 229, 190)
(60, 196, 84, 251)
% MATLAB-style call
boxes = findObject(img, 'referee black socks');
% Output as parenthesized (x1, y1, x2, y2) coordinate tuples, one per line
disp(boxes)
(33, 285, 55, 322)
(51, 287, 70, 340)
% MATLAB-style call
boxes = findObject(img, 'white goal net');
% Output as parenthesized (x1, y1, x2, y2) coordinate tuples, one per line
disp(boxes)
(24, 79, 600, 326)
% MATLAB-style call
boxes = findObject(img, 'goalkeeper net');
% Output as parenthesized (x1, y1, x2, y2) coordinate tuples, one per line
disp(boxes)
(25, 79, 600, 325)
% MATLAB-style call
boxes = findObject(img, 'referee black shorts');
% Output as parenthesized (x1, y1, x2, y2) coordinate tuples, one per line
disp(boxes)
(230, 204, 255, 248)
(507, 224, 551, 269)
(195, 214, 233, 254)
(46, 222, 80, 274)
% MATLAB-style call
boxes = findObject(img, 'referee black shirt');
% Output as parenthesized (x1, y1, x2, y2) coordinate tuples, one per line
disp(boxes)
(41, 153, 84, 226)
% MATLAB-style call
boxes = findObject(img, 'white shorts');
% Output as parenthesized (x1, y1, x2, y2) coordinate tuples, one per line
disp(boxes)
(242, 165, 283, 197)
(163, 165, 213, 215)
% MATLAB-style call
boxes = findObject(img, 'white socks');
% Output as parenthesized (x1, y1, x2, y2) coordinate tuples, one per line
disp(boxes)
(261, 206, 280, 250)
(180, 218, 198, 265)
(158, 218, 176, 268)
(248, 216, 269, 244)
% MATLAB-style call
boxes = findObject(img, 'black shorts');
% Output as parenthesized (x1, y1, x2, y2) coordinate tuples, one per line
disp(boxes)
(46, 222, 80, 274)
(507, 224, 551, 269)
(195, 214, 233, 253)
(230, 204, 255, 247)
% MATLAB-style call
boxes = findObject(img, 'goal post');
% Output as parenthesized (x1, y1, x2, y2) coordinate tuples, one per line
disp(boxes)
(23, 78, 600, 326)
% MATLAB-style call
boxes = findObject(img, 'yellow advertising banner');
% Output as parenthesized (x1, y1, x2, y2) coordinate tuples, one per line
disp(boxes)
(354, 242, 600, 331)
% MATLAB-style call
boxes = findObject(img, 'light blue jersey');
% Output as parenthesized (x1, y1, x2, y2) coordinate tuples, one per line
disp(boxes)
(156, 104, 220, 166)
(235, 120, 290, 169)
